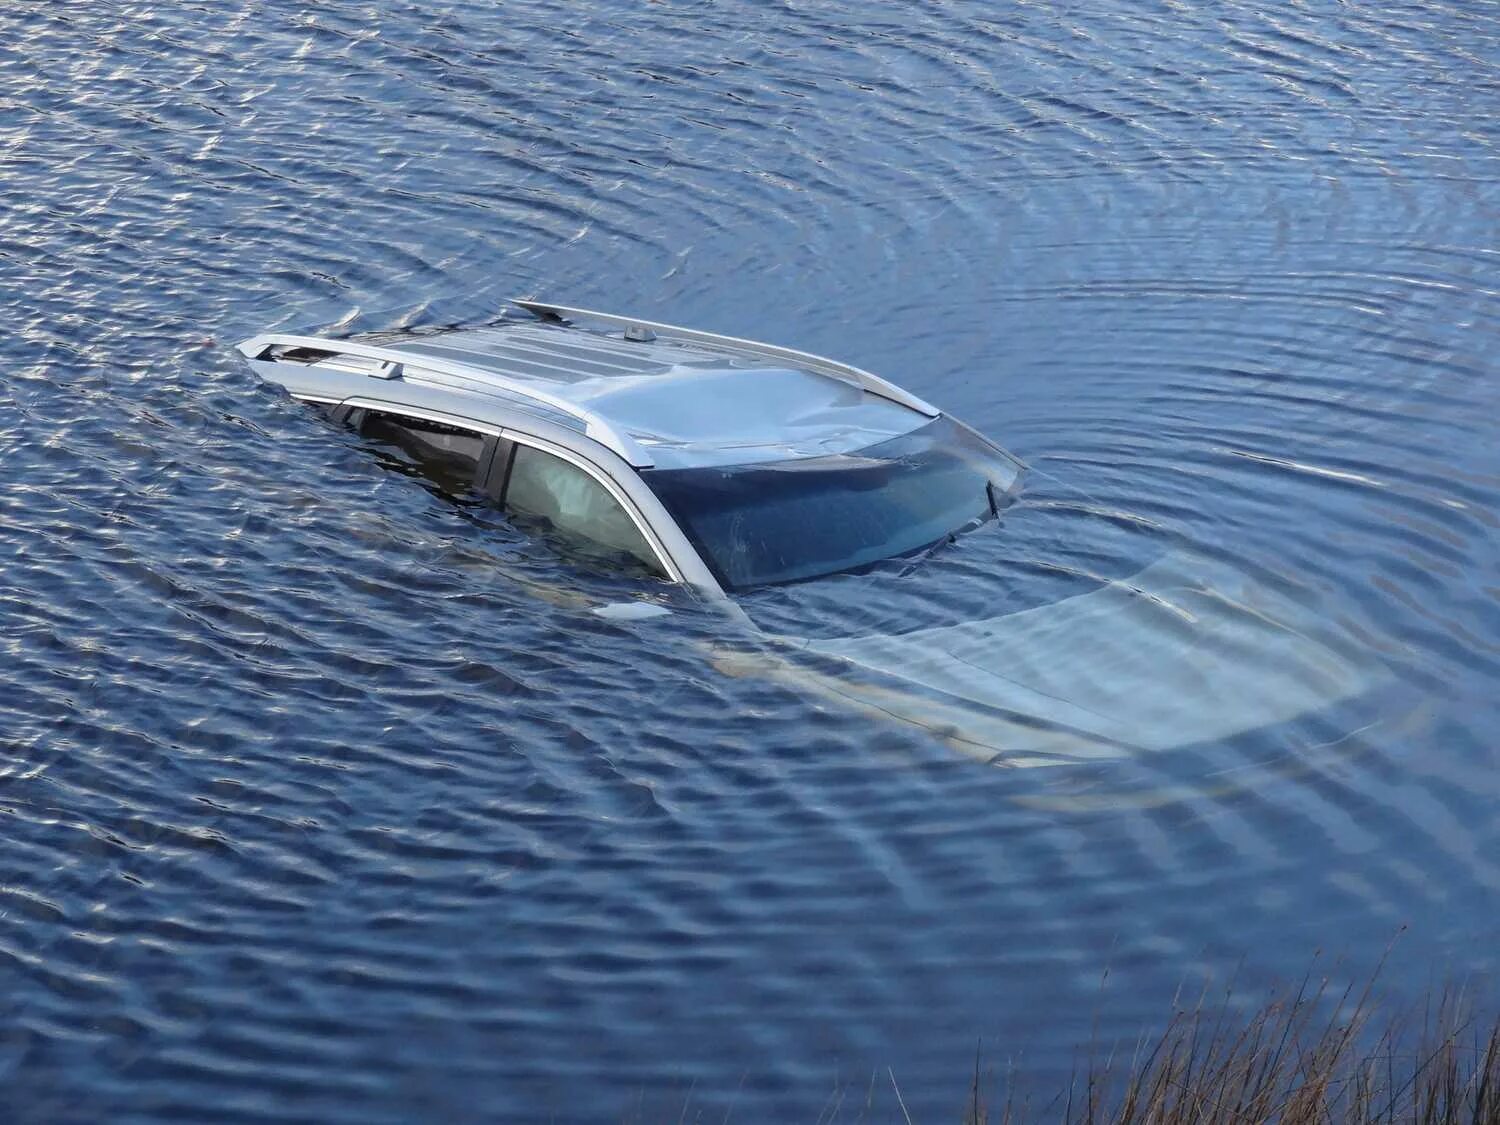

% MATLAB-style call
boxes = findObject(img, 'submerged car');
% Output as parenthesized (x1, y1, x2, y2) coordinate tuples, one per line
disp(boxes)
(238, 300, 1384, 766)
(239, 299, 1025, 594)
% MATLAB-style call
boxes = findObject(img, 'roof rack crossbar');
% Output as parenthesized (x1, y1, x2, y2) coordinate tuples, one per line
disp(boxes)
(236, 333, 655, 467)
(512, 299, 940, 418)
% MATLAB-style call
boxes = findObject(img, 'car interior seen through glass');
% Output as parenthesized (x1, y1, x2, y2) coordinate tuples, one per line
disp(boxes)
(502, 444, 664, 577)
(357, 410, 486, 494)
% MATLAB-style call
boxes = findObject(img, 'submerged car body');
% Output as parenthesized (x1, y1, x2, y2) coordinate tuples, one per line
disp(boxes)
(239, 300, 1024, 598)
(238, 300, 1385, 766)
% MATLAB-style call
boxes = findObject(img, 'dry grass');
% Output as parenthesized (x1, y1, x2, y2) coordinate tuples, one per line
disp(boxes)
(650, 962, 1499, 1125)
(962, 969, 1500, 1125)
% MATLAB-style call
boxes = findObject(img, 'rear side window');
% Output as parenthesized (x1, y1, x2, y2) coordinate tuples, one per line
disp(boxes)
(503, 445, 664, 577)
(356, 410, 486, 494)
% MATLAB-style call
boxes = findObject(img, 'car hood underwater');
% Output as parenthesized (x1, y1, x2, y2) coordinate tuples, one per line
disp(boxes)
(716, 549, 1388, 768)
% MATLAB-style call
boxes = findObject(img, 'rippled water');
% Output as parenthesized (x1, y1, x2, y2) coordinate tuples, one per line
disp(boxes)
(2, 1, 1498, 1120)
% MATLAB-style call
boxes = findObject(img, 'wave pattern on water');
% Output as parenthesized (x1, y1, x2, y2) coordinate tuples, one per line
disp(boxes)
(1, 0, 1497, 1120)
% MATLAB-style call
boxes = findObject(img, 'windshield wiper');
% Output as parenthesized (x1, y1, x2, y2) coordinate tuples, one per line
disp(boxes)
(896, 513, 989, 577)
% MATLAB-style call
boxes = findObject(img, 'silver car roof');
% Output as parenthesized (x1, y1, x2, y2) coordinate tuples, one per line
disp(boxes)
(237, 300, 939, 470)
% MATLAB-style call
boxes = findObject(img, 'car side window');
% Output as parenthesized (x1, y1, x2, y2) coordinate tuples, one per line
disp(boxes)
(502, 444, 665, 577)
(355, 409, 487, 494)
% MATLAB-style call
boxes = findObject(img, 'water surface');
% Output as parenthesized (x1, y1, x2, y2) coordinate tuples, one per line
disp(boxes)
(1, 1, 1497, 1120)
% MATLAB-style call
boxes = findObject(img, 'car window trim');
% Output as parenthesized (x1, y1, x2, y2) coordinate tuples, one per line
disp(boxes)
(339, 398, 503, 438)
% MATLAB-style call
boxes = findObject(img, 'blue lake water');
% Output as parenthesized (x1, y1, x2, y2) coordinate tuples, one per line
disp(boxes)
(1, 1, 1497, 1120)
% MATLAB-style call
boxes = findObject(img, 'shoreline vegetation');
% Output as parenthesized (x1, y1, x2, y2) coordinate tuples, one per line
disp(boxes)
(638, 965, 1500, 1123)
(694, 961, 1498, 1125)
(948, 967, 1500, 1125)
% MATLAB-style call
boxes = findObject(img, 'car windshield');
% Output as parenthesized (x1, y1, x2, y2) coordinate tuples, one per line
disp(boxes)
(642, 416, 1023, 590)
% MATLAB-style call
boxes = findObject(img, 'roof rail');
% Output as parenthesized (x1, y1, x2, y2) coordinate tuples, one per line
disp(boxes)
(512, 299, 940, 418)
(236, 332, 656, 467)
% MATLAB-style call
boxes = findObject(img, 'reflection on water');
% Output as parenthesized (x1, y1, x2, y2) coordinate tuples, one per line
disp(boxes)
(1, 0, 1496, 1120)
